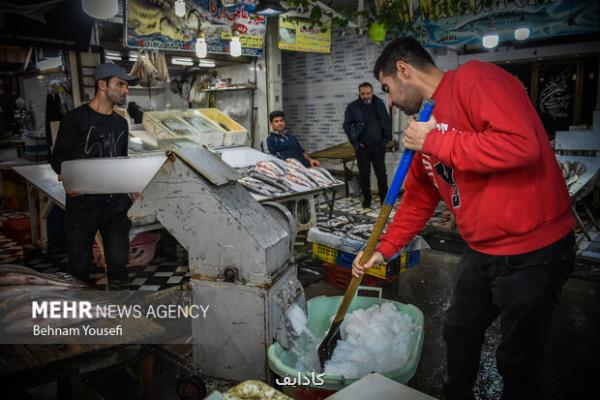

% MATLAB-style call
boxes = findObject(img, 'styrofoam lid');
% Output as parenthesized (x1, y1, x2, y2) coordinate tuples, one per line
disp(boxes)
(61, 155, 167, 194)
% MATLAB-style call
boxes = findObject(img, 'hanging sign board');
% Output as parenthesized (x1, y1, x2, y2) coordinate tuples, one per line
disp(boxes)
(124, 0, 266, 56)
(278, 16, 332, 54)
(388, 0, 600, 47)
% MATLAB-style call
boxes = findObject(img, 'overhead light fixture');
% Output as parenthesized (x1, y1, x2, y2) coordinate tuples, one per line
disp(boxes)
(514, 27, 530, 41)
(171, 57, 194, 66)
(105, 50, 122, 61)
(230, 31, 242, 57)
(255, 0, 285, 16)
(195, 33, 207, 58)
(482, 17, 499, 49)
(175, 0, 186, 17)
(129, 51, 139, 62)
(82, 0, 118, 19)
(482, 33, 499, 48)
(514, 16, 530, 41)
(198, 60, 216, 68)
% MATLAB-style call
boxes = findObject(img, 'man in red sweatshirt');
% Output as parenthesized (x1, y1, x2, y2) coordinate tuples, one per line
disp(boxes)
(352, 37, 575, 400)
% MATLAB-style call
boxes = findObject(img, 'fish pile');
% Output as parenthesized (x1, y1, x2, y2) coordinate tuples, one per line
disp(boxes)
(317, 215, 374, 241)
(0, 265, 93, 335)
(558, 160, 587, 188)
(237, 159, 339, 198)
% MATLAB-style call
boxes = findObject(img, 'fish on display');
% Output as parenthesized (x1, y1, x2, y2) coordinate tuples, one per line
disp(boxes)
(0, 285, 71, 312)
(313, 167, 337, 183)
(284, 158, 306, 170)
(286, 170, 317, 188)
(284, 158, 338, 187)
(254, 165, 282, 180)
(238, 159, 339, 198)
(249, 172, 293, 193)
(256, 160, 286, 176)
(0, 265, 86, 287)
(239, 176, 284, 197)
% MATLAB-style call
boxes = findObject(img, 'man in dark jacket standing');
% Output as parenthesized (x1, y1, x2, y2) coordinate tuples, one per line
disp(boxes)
(51, 63, 138, 289)
(343, 82, 392, 208)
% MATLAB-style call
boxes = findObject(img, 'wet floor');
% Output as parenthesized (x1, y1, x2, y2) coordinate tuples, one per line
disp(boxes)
(305, 249, 600, 399)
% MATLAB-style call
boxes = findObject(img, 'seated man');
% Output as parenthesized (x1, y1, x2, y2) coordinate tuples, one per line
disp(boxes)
(266, 110, 320, 168)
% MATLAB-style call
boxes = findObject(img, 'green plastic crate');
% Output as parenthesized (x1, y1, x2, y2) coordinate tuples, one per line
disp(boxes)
(268, 291, 424, 392)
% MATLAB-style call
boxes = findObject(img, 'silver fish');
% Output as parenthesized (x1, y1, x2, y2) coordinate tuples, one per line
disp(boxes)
(250, 172, 292, 193)
(256, 160, 286, 176)
(0, 265, 84, 286)
(0, 273, 84, 287)
(314, 167, 336, 183)
(239, 177, 284, 197)
(285, 158, 306, 169)
(287, 170, 318, 188)
(0, 285, 71, 312)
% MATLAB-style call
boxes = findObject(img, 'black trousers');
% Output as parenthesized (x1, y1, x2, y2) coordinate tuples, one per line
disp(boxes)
(356, 145, 388, 204)
(443, 232, 575, 400)
(64, 194, 132, 282)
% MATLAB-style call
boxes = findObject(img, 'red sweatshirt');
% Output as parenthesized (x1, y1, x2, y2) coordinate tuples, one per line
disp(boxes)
(377, 60, 574, 258)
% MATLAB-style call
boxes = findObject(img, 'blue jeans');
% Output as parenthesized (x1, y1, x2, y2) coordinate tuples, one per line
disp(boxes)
(443, 233, 575, 400)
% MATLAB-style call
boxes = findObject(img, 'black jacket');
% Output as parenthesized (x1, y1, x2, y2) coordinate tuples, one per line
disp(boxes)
(51, 104, 128, 175)
(343, 95, 392, 150)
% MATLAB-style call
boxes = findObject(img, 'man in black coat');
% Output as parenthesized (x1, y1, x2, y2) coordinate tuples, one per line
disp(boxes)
(51, 63, 138, 289)
(343, 82, 392, 208)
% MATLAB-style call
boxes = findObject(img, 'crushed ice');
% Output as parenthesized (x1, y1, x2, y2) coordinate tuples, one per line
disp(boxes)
(287, 302, 418, 379)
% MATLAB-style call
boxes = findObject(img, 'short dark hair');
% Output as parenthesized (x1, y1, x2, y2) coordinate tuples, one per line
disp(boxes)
(373, 36, 435, 80)
(94, 76, 112, 95)
(358, 82, 372, 90)
(269, 110, 285, 122)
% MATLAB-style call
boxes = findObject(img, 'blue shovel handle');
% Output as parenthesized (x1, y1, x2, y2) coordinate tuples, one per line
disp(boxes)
(383, 99, 436, 206)
(325, 98, 437, 334)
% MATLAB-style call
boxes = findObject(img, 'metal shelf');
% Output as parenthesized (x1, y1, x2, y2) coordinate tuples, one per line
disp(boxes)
(128, 86, 166, 90)
(198, 85, 256, 93)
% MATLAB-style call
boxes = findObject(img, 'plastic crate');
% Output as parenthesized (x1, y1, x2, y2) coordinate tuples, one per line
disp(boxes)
(2, 217, 31, 244)
(311, 242, 338, 264)
(336, 250, 394, 279)
(335, 249, 421, 278)
(93, 232, 160, 267)
(323, 262, 395, 289)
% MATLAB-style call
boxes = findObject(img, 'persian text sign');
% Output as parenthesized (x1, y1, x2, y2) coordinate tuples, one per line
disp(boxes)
(278, 17, 332, 54)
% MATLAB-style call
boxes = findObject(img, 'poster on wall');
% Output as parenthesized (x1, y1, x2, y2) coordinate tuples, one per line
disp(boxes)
(124, 0, 266, 56)
(278, 16, 332, 54)
(535, 61, 577, 136)
(389, 0, 599, 48)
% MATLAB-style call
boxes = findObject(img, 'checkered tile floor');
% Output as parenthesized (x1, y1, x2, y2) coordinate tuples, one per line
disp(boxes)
(0, 209, 190, 291)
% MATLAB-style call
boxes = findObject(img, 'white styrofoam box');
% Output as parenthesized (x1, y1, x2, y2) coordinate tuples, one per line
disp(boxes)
(61, 155, 167, 194)
(325, 373, 436, 400)
(222, 132, 248, 147)
(218, 145, 277, 168)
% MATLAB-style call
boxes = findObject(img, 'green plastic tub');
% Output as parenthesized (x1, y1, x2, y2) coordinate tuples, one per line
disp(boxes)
(268, 288, 424, 392)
